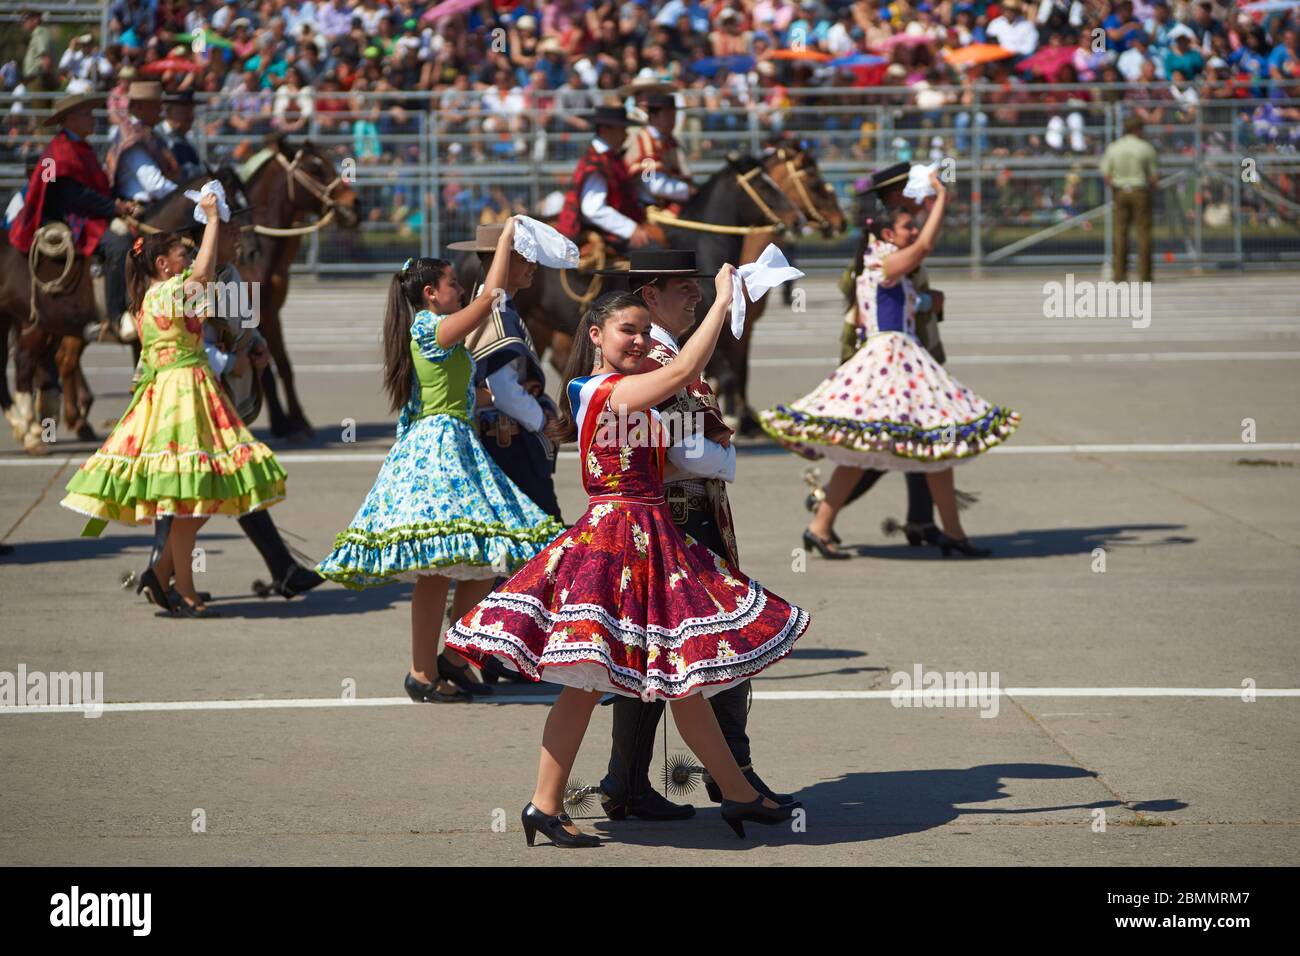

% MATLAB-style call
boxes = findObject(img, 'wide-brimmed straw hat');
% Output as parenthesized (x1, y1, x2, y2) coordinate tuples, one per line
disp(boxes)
(41, 92, 106, 128)
(446, 223, 506, 252)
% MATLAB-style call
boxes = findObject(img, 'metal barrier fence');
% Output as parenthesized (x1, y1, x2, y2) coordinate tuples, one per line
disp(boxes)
(2, 85, 1298, 273)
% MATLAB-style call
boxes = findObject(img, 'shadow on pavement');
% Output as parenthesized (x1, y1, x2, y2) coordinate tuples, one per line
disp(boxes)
(839, 524, 1194, 560)
(586, 763, 1184, 850)
(1, 533, 243, 564)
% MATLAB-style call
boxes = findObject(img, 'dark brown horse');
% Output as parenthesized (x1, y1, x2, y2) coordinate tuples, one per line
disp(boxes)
(455, 152, 805, 378)
(688, 141, 847, 434)
(236, 136, 360, 440)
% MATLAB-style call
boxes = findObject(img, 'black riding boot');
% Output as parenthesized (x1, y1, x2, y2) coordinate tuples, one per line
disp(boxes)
(148, 515, 172, 571)
(239, 509, 323, 598)
(844, 468, 886, 508)
(905, 472, 935, 525)
(599, 697, 694, 821)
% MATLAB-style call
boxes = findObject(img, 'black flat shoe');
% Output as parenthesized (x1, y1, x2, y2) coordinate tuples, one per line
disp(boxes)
(522, 802, 601, 848)
(438, 653, 493, 695)
(279, 564, 324, 599)
(403, 671, 472, 703)
(803, 528, 850, 560)
(720, 795, 803, 838)
(479, 656, 530, 685)
(602, 787, 696, 822)
(704, 767, 795, 805)
(937, 532, 992, 558)
(137, 567, 175, 613)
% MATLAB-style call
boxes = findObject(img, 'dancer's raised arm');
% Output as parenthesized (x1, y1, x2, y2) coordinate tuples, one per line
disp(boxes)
(882, 173, 946, 279)
(436, 216, 517, 347)
(609, 263, 736, 413)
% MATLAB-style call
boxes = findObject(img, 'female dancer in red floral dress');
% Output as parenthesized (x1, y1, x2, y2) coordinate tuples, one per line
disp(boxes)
(447, 267, 811, 848)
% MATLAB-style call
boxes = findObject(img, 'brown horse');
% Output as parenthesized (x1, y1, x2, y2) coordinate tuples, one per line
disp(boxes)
(236, 136, 360, 440)
(696, 141, 847, 434)
(455, 152, 805, 378)
(0, 223, 101, 452)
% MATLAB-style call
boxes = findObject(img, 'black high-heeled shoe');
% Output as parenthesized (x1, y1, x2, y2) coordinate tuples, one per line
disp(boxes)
(404, 672, 472, 703)
(802, 528, 850, 560)
(936, 532, 992, 558)
(704, 766, 795, 805)
(438, 653, 493, 695)
(720, 795, 803, 838)
(136, 567, 174, 613)
(904, 522, 941, 547)
(174, 596, 221, 618)
(521, 802, 601, 848)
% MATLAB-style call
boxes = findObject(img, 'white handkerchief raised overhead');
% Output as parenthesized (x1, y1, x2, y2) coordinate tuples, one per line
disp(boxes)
(185, 179, 232, 224)
(730, 243, 804, 339)
(512, 215, 579, 269)
(902, 163, 938, 203)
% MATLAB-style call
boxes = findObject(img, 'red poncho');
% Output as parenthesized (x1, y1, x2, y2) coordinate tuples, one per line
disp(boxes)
(9, 130, 112, 256)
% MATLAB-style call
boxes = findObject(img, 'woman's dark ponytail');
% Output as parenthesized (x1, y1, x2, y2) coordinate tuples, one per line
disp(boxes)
(382, 256, 452, 411)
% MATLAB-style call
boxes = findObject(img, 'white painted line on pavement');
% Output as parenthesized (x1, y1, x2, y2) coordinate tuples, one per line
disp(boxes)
(3, 687, 1294, 716)
(4, 443, 1299, 468)
(77, 352, 1300, 374)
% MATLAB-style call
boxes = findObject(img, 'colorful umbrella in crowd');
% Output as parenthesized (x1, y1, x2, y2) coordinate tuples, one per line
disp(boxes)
(140, 57, 204, 75)
(873, 33, 937, 51)
(945, 43, 1016, 66)
(763, 49, 831, 62)
(1016, 45, 1077, 80)
(688, 55, 757, 78)
(421, 0, 481, 23)
(174, 29, 234, 51)
(830, 53, 888, 68)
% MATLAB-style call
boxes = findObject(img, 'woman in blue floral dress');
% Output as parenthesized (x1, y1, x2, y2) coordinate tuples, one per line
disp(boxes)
(317, 218, 565, 702)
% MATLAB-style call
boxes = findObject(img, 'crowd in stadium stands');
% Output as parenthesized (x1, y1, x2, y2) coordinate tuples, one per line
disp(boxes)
(4, 0, 1298, 170)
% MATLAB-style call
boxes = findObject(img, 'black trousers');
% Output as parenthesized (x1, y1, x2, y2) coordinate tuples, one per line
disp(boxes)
(843, 468, 934, 525)
(600, 506, 751, 803)
(477, 421, 563, 521)
(148, 509, 296, 581)
(99, 229, 132, 322)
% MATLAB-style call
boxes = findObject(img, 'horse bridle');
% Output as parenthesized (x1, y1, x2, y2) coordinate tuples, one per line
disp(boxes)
(772, 149, 830, 227)
(254, 149, 347, 236)
(734, 165, 800, 233)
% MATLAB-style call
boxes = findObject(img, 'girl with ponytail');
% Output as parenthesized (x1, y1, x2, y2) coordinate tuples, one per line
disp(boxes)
(316, 217, 565, 703)
(61, 191, 289, 618)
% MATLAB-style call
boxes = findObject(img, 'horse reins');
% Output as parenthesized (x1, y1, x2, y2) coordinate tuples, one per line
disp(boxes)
(777, 150, 829, 227)
(647, 168, 788, 236)
(252, 150, 344, 236)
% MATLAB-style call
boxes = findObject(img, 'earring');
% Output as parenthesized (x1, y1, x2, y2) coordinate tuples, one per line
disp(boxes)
(592, 345, 603, 370)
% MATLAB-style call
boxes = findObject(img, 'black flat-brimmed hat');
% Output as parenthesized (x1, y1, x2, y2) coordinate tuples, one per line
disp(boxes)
(595, 248, 706, 278)
(860, 161, 909, 195)
(588, 105, 635, 128)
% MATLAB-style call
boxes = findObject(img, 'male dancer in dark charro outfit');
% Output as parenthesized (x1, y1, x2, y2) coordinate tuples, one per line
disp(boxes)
(593, 248, 795, 820)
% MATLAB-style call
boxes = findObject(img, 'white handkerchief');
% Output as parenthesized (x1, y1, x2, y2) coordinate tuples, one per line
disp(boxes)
(185, 179, 232, 224)
(512, 215, 579, 269)
(730, 243, 804, 339)
(902, 163, 938, 203)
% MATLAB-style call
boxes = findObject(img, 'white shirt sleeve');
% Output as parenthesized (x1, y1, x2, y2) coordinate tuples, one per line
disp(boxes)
(641, 169, 691, 203)
(579, 172, 637, 239)
(667, 432, 737, 482)
(486, 363, 546, 432)
(205, 342, 233, 377)
(120, 145, 178, 202)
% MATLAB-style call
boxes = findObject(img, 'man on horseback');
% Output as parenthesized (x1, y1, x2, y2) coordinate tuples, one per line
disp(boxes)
(555, 105, 656, 253)
(103, 81, 183, 333)
(8, 93, 140, 263)
(624, 91, 697, 216)
(157, 90, 205, 181)
(5, 93, 142, 449)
